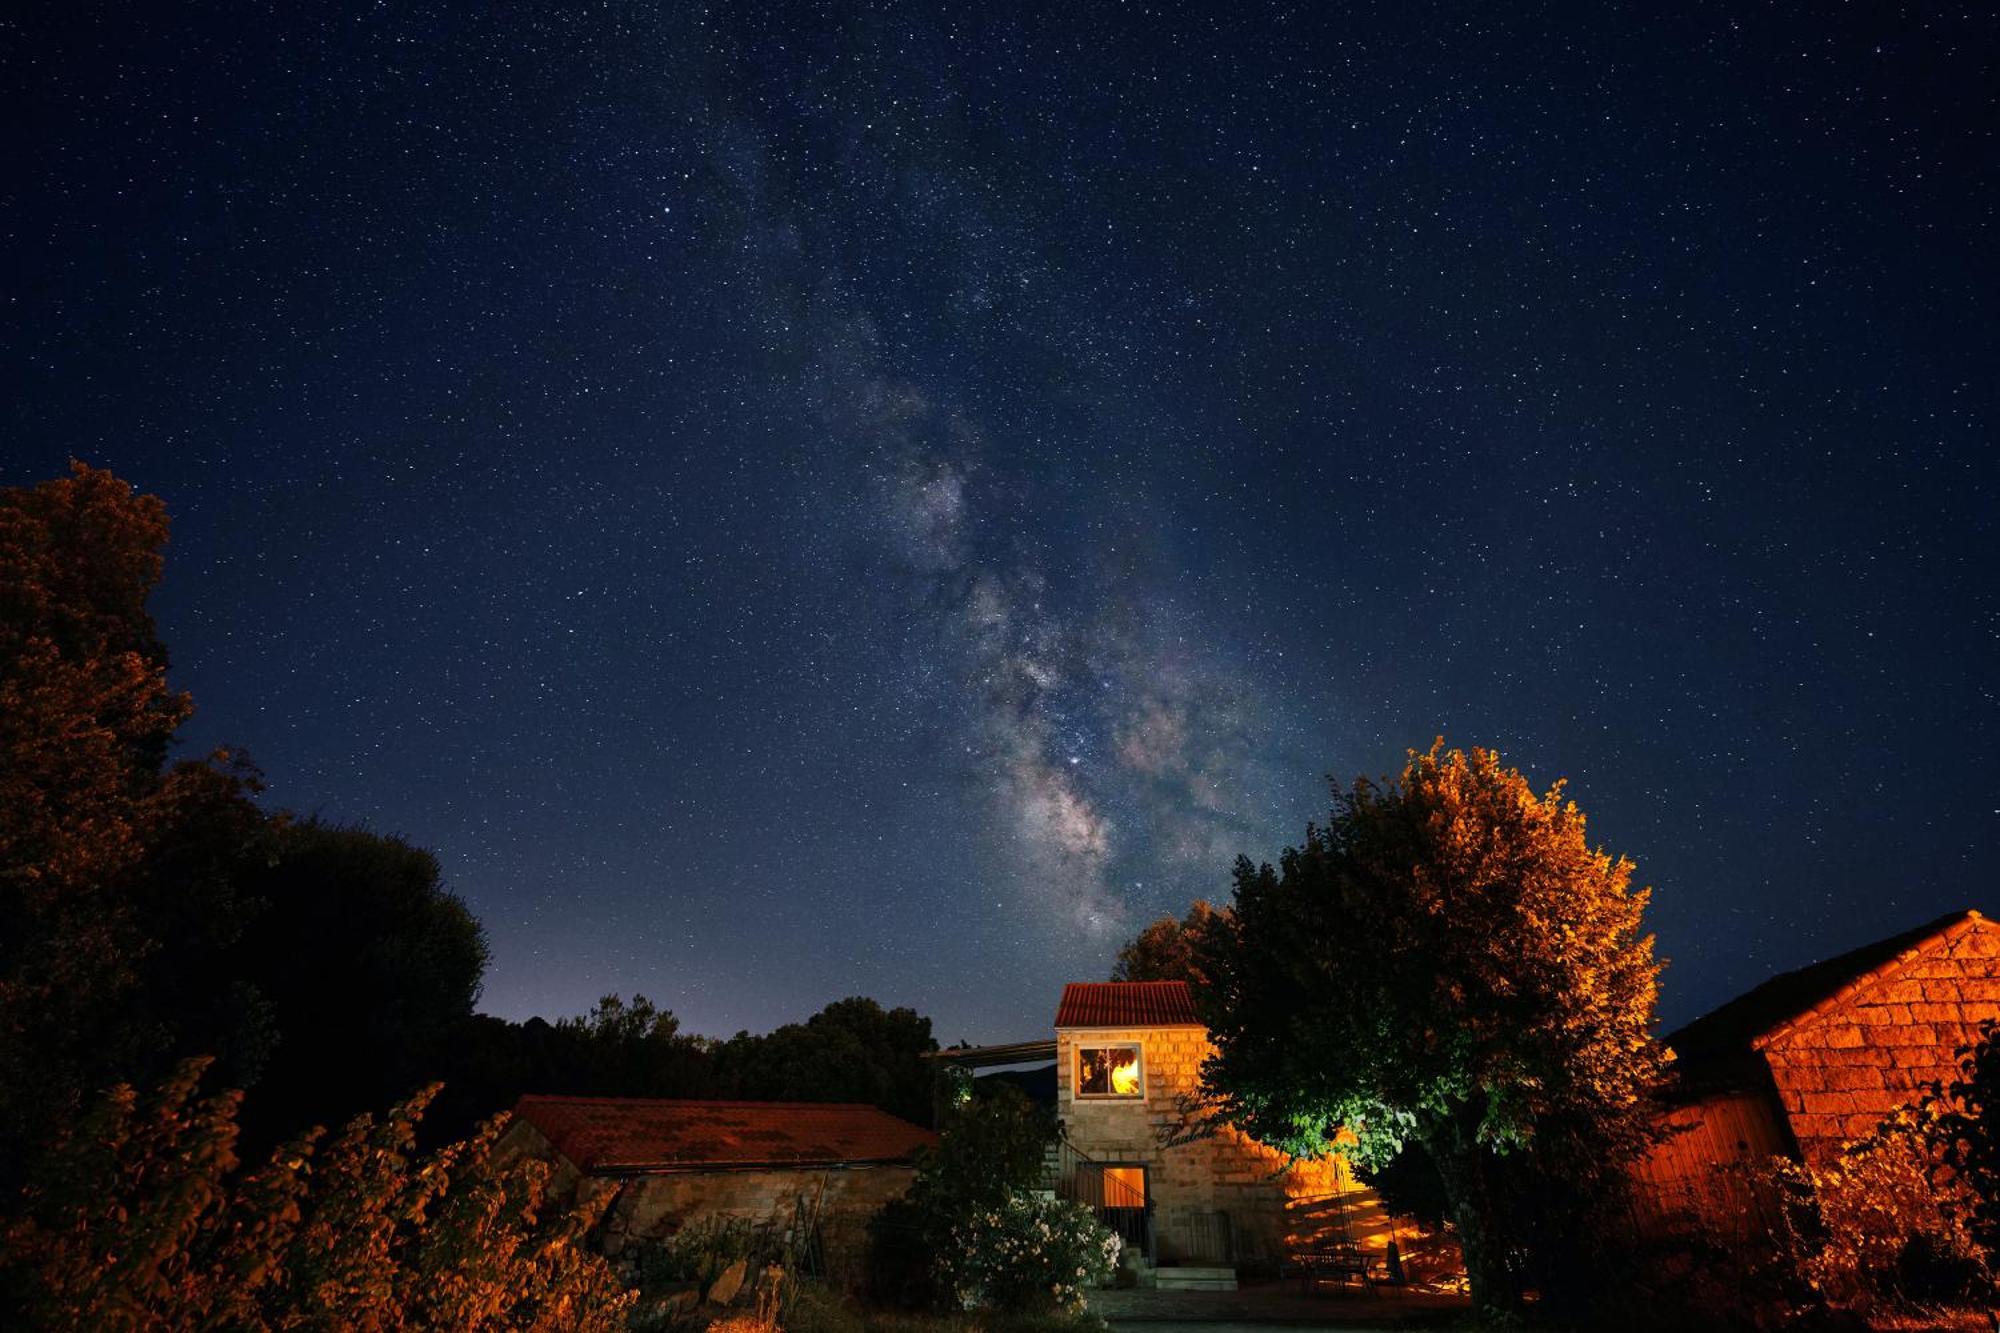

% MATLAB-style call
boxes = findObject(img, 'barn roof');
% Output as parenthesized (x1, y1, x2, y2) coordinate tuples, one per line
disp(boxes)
(1666, 909, 1985, 1065)
(1055, 980, 1202, 1028)
(509, 1096, 936, 1174)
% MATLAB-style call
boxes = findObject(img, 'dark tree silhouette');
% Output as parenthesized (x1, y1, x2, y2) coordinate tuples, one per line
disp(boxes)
(232, 820, 488, 1146)
(712, 996, 938, 1126)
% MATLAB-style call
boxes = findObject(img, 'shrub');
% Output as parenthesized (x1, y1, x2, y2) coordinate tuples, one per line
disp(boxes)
(865, 1084, 1060, 1311)
(1932, 1016, 2000, 1257)
(943, 1195, 1120, 1315)
(1756, 1103, 1983, 1319)
(634, 1213, 761, 1291)
(0, 1058, 634, 1330)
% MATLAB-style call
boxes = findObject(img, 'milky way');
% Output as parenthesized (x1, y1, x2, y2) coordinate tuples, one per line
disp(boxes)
(4, 3, 1994, 1042)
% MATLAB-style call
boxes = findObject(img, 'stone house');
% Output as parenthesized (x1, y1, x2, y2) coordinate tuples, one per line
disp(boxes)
(497, 1095, 935, 1284)
(1046, 981, 1411, 1284)
(1631, 908, 1998, 1231)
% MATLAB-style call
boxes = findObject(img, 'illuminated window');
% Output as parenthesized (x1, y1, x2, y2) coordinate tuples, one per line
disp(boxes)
(1078, 1044, 1143, 1098)
(1102, 1166, 1146, 1205)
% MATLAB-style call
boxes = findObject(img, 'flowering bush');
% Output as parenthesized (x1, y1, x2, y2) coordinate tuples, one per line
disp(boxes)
(944, 1194, 1120, 1315)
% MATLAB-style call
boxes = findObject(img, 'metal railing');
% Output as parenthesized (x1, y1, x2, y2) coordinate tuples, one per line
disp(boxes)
(1159, 1208, 1234, 1266)
(1051, 1128, 1153, 1262)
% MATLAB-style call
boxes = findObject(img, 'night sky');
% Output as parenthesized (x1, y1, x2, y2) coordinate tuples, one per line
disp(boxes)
(6, 4, 1995, 1044)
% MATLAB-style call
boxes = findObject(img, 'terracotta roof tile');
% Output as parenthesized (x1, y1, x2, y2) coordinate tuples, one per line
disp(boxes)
(1055, 980, 1202, 1028)
(510, 1096, 936, 1174)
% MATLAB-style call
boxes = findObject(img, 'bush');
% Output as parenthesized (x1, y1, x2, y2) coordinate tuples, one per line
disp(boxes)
(866, 1194, 939, 1309)
(1757, 1104, 1985, 1320)
(943, 1195, 1121, 1315)
(0, 1058, 634, 1331)
(866, 1084, 1066, 1311)
(635, 1214, 761, 1291)
(1894, 1230, 1986, 1307)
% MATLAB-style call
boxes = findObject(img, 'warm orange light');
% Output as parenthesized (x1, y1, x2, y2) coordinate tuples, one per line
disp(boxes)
(1104, 1166, 1146, 1204)
(1110, 1053, 1141, 1096)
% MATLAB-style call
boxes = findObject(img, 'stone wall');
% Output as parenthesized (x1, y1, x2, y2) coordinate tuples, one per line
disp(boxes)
(590, 1165, 915, 1286)
(1056, 1024, 1396, 1267)
(1762, 918, 2000, 1163)
(494, 1120, 914, 1287)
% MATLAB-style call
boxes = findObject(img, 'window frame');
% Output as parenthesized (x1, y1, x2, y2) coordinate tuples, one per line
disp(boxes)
(1075, 1041, 1145, 1100)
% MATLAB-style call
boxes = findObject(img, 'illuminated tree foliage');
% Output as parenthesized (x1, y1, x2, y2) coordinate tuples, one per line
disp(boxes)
(1196, 743, 1668, 1316)
(0, 1058, 633, 1331)
(0, 464, 262, 1174)
(0, 466, 493, 1172)
(1111, 900, 1226, 986)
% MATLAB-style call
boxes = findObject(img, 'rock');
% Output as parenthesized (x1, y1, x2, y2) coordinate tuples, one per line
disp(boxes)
(706, 1258, 749, 1306)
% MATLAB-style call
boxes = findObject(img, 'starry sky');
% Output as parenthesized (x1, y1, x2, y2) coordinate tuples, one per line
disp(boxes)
(6, 3, 1995, 1044)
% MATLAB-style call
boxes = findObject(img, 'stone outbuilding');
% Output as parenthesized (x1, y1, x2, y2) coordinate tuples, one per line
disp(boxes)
(498, 1095, 935, 1284)
(1632, 908, 1998, 1229)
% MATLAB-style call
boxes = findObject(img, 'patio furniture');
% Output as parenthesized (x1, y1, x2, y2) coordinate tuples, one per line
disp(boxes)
(1297, 1244, 1372, 1293)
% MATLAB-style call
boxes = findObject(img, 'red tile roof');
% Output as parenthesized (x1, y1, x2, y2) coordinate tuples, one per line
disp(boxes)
(1055, 980, 1202, 1028)
(510, 1096, 937, 1174)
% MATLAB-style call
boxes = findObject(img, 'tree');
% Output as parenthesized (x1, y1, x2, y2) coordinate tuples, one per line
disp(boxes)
(545, 994, 715, 1100)
(713, 997, 938, 1127)
(0, 466, 494, 1179)
(0, 464, 267, 1178)
(231, 821, 490, 1147)
(1112, 900, 1226, 985)
(1196, 743, 1668, 1316)
(0, 1058, 634, 1330)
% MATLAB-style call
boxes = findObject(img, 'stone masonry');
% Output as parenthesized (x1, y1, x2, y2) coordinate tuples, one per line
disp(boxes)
(1758, 912, 2000, 1163)
(1056, 1022, 1395, 1267)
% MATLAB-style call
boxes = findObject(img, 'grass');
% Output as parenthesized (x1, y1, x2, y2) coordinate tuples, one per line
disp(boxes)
(782, 1283, 1107, 1333)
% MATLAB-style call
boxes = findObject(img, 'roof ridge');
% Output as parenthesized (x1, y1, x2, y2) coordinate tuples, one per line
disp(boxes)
(1753, 909, 1986, 1050)
(1667, 908, 1984, 1062)
(511, 1094, 903, 1112)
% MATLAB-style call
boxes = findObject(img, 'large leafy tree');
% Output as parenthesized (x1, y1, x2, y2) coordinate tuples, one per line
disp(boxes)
(1, 465, 496, 1172)
(1197, 743, 1667, 1315)
(1111, 900, 1226, 985)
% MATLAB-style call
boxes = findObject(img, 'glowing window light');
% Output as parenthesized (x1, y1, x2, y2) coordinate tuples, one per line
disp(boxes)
(1079, 1044, 1143, 1098)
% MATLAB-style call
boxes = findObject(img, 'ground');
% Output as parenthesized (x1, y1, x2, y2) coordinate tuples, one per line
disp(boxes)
(1088, 1284, 1466, 1329)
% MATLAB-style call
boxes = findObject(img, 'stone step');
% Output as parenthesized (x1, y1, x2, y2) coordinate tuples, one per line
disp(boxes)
(1153, 1266, 1237, 1292)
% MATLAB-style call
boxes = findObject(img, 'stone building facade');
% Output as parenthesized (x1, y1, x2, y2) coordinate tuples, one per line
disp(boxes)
(1632, 908, 1997, 1228)
(1052, 982, 1404, 1275)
